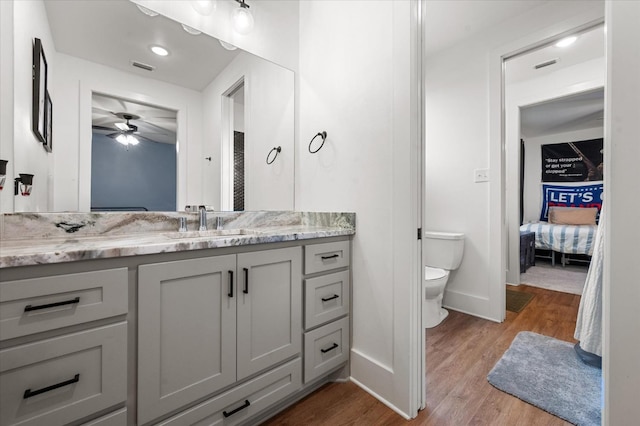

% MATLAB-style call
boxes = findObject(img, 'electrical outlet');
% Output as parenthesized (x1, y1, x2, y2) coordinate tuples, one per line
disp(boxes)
(474, 168, 489, 183)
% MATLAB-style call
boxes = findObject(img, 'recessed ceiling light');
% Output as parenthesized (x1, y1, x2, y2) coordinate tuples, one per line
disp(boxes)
(150, 45, 169, 57)
(136, 5, 159, 17)
(555, 36, 578, 48)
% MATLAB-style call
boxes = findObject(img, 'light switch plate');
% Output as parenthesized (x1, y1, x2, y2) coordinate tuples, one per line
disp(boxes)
(474, 168, 489, 183)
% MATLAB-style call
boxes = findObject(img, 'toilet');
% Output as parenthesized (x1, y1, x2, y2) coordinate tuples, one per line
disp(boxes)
(423, 231, 465, 328)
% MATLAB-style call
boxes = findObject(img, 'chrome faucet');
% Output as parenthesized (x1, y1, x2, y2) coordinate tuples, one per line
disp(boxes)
(199, 207, 207, 231)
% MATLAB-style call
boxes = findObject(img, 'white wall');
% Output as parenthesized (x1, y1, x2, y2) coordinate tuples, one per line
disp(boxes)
(425, 0, 605, 320)
(201, 53, 294, 211)
(53, 52, 203, 211)
(603, 0, 640, 423)
(0, 0, 14, 213)
(298, 0, 420, 418)
(522, 127, 603, 223)
(11, 0, 56, 212)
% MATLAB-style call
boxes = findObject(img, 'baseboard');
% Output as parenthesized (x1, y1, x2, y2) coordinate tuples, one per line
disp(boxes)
(349, 376, 412, 421)
(443, 289, 501, 323)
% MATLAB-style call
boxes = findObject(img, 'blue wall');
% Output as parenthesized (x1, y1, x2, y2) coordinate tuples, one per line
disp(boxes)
(91, 133, 176, 211)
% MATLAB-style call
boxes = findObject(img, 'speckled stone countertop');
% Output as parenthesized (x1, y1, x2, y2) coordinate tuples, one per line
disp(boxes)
(0, 211, 355, 268)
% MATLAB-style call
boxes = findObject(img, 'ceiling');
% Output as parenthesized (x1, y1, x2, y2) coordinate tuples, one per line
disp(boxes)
(44, 0, 240, 92)
(92, 94, 177, 144)
(424, 0, 548, 56)
(520, 88, 604, 138)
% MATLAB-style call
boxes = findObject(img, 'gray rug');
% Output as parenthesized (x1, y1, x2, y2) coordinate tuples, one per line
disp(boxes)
(520, 264, 587, 295)
(488, 331, 601, 425)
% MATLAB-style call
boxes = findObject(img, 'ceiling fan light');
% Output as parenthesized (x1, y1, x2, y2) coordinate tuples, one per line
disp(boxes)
(127, 135, 140, 146)
(116, 134, 128, 145)
(191, 0, 216, 16)
(233, 3, 254, 35)
(115, 122, 130, 131)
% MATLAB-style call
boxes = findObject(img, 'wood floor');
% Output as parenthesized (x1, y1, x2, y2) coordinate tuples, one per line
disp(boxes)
(262, 285, 582, 425)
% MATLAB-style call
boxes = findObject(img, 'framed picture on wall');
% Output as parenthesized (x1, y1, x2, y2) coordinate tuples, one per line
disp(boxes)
(32, 38, 47, 143)
(44, 90, 53, 152)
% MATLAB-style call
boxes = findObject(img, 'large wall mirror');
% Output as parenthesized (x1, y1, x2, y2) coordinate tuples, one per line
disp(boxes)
(17, 0, 294, 212)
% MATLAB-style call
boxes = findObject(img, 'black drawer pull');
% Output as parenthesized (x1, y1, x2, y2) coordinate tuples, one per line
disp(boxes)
(243, 268, 249, 294)
(320, 343, 339, 353)
(24, 297, 80, 312)
(321, 254, 339, 260)
(228, 271, 234, 298)
(23, 374, 80, 399)
(321, 294, 340, 302)
(223, 399, 251, 417)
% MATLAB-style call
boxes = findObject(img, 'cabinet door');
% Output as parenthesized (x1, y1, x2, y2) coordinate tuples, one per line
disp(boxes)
(138, 255, 237, 425)
(236, 247, 302, 380)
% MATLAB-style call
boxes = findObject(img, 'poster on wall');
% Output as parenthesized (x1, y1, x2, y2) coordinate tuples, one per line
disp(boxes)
(541, 138, 603, 182)
(539, 182, 603, 222)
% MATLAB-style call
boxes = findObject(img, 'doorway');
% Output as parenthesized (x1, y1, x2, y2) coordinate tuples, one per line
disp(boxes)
(221, 79, 246, 211)
(503, 24, 605, 298)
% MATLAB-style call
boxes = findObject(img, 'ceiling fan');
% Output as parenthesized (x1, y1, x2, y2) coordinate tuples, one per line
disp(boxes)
(92, 112, 150, 146)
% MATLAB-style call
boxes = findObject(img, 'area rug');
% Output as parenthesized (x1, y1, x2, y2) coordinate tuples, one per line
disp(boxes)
(488, 331, 601, 426)
(520, 263, 587, 295)
(506, 289, 534, 313)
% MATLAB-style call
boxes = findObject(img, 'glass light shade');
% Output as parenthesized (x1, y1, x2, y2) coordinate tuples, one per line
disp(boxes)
(191, 0, 216, 16)
(116, 134, 128, 145)
(127, 135, 140, 146)
(136, 5, 159, 17)
(219, 40, 238, 51)
(182, 24, 202, 36)
(233, 6, 254, 35)
(555, 36, 577, 48)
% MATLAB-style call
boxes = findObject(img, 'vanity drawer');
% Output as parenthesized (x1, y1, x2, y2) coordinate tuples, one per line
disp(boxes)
(0, 268, 128, 341)
(303, 316, 349, 383)
(157, 358, 302, 426)
(81, 408, 127, 426)
(0, 322, 127, 426)
(304, 271, 350, 330)
(304, 241, 350, 275)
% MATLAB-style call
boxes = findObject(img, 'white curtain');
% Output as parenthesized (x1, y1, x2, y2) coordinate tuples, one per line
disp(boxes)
(574, 208, 605, 356)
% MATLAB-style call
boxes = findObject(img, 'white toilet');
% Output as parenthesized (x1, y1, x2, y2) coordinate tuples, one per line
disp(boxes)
(423, 231, 465, 328)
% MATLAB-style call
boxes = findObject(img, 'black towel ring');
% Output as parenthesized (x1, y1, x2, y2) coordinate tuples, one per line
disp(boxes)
(266, 146, 281, 165)
(308, 131, 327, 154)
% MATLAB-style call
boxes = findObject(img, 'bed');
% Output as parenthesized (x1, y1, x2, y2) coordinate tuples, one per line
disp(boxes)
(519, 222, 597, 266)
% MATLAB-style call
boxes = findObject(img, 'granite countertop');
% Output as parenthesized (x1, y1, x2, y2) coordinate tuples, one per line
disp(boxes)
(0, 211, 355, 268)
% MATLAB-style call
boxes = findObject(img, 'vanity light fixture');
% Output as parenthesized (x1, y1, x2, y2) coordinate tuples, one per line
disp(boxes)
(555, 36, 578, 48)
(150, 45, 169, 56)
(232, 0, 254, 35)
(14, 173, 34, 196)
(182, 24, 202, 36)
(136, 5, 159, 17)
(191, 0, 217, 16)
(219, 40, 238, 51)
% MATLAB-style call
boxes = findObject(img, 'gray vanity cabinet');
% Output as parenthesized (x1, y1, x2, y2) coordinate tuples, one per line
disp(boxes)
(137, 247, 302, 425)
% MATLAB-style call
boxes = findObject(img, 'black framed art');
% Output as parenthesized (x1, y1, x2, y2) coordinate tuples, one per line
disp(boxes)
(32, 38, 47, 143)
(44, 90, 53, 152)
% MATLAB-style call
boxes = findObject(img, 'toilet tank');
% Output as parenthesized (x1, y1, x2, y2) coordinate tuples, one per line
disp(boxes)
(423, 231, 465, 270)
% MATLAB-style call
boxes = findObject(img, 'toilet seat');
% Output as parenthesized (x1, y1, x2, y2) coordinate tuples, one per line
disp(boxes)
(425, 266, 447, 281)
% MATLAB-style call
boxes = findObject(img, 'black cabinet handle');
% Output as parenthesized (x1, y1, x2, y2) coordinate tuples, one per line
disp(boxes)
(243, 268, 249, 294)
(223, 399, 251, 417)
(228, 271, 234, 298)
(23, 374, 80, 399)
(24, 297, 80, 312)
(321, 254, 339, 260)
(320, 343, 339, 353)
(321, 294, 340, 302)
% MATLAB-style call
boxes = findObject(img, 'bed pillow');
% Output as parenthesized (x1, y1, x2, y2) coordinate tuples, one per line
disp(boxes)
(548, 207, 598, 225)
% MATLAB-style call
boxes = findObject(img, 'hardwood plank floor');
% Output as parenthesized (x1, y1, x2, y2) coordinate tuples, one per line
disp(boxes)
(262, 285, 583, 425)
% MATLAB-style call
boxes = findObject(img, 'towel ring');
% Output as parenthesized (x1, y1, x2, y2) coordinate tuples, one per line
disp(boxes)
(266, 146, 281, 165)
(308, 131, 327, 154)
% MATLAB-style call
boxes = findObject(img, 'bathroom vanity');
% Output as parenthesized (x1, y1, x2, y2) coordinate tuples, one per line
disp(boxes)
(0, 211, 354, 426)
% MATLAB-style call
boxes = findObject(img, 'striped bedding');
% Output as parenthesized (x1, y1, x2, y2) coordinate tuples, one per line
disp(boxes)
(519, 222, 597, 255)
